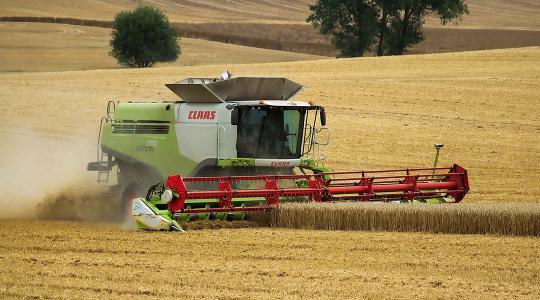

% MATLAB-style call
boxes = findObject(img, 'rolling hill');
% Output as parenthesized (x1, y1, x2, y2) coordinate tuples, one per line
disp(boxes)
(0, 22, 323, 72)
(1, 0, 538, 29)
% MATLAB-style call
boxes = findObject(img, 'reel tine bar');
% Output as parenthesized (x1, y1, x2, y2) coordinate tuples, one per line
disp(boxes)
(164, 164, 469, 214)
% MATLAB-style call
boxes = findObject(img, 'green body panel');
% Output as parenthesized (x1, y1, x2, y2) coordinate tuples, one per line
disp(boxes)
(425, 197, 451, 203)
(101, 103, 197, 178)
(113, 103, 175, 122)
(300, 158, 333, 180)
(146, 194, 255, 223)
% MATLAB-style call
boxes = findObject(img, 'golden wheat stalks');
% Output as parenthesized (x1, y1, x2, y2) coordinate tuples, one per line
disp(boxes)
(252, 202, 540, 236)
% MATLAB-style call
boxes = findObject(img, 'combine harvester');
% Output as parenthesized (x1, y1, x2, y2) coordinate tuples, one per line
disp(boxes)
(88, 72, 469, 231)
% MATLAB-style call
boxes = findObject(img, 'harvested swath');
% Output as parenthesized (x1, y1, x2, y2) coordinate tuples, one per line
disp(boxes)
(252, 202, 540, 236)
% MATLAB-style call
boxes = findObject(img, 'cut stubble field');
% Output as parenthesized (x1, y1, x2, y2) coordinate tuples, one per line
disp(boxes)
(0, 220, 538, 299)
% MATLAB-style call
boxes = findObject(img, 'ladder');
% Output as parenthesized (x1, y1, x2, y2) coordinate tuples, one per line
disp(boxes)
(94, 101, 116, 183)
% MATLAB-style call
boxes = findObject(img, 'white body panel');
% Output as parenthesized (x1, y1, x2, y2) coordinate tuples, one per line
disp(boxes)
(175, 103, 237, 164)
(254, 159, 302, 167)
(176, 123, 218, 162)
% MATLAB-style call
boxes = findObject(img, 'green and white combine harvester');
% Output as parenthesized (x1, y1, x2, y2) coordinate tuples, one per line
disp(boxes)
(88, 72, 469, 231)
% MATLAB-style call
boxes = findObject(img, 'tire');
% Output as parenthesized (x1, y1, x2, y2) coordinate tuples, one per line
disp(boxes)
(116, 160, 163, 220)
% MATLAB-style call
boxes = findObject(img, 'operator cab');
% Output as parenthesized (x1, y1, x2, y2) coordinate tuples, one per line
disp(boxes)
(236, 107, 301, 158)
(233, 101, 324, 160)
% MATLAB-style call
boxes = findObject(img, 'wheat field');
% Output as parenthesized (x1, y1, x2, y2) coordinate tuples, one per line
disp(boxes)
(253, 202, 540, 236)
(0, 220, 539, 299)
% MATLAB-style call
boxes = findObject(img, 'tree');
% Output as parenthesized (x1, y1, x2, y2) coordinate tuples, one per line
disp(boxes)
(307, 0, 379, 57)
(375, 0, 400, 56)
(383, 0, 468, 55)
(110, 6, 180, 68)
(307, 0, 468, 57)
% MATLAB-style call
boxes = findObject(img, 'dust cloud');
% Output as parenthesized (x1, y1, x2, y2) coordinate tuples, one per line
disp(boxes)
(0, 127, 120, 221)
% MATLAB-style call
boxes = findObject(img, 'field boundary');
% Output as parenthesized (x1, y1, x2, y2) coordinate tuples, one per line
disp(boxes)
(3, 16, 539, 57)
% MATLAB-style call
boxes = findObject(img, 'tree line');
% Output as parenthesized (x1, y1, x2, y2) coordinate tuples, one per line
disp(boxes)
(307, 0, 468, 57)
(108, 2, 468, 68)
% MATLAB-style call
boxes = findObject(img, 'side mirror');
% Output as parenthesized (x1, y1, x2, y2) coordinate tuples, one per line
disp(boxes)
(320, 110, 327, 126)
(231, 109, 239, 125)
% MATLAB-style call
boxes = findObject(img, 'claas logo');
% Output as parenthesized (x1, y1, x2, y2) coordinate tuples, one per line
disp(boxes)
(188, 111, 216, 120)
(271, 161, 290, 166)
